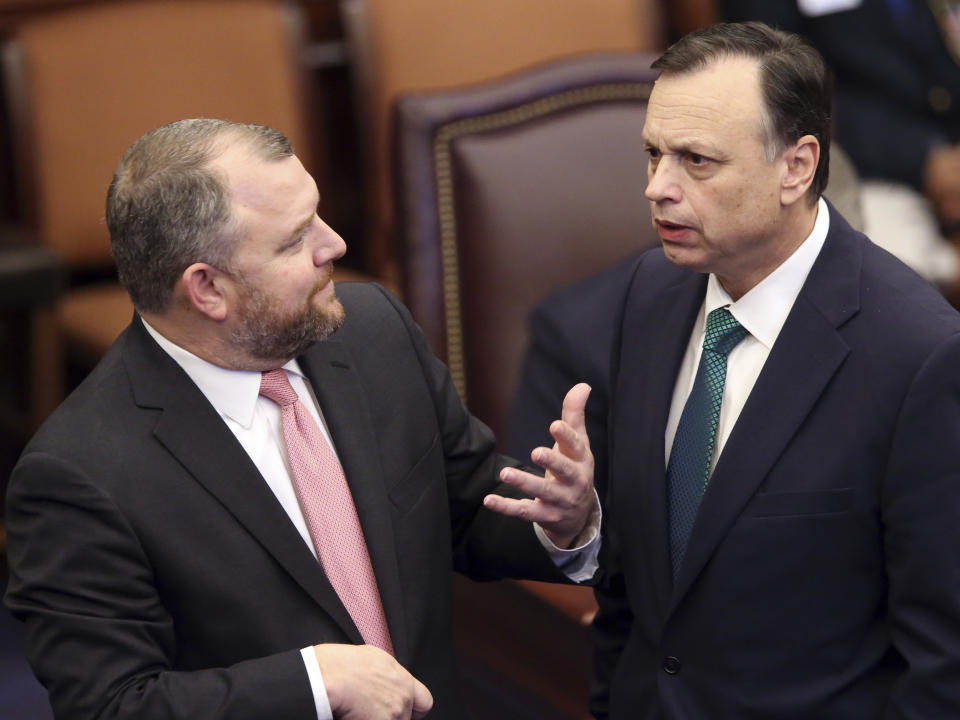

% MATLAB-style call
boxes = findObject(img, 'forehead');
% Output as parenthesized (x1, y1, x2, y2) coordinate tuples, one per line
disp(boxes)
(213, 140, 317, 223)
(643, 56, 766, 151)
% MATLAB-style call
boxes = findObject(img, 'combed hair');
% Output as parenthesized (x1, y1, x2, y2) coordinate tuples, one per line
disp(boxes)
(652, 22, 833, 201)
(106, 118, 293, 313)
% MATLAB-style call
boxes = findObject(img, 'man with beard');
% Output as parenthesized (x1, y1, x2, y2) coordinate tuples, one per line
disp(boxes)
(3, 119, 598, 720)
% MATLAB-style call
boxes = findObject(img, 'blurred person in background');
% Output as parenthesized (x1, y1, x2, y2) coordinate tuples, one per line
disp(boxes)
(722, 0, 960, 291)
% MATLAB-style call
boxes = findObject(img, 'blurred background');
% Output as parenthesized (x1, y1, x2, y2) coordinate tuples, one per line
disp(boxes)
(2, 0, 957, 717)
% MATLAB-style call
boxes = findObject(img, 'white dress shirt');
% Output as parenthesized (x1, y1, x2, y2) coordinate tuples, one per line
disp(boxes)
(665, 197, 830, 472)
(141, 320, 599, 720)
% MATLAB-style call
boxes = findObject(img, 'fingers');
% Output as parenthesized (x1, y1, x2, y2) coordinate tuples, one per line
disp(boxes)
(488, 464, 588, 518)
(314, 643, 434, 719)
(483, 493, 563, 526)
(483, 383, 596, 548)
(561, 382, 592, 436)
(497, 466, 562, 502)
(550, 383, 592, 460)
(412, 678, 434, 719)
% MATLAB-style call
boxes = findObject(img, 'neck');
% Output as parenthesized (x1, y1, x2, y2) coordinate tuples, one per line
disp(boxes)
(718, 199, 820, 301)
(141, 309, 285, 372)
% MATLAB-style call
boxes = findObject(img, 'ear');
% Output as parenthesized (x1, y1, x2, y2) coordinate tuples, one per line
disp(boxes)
(180, 262, 231, 321)
(780, 134, 820, 206)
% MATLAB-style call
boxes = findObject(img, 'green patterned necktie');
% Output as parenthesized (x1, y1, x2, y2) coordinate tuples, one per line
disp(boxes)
(667, 307, 748, 579)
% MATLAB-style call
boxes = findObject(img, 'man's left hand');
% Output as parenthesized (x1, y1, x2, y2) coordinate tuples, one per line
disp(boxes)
(483, 383, 595, 548)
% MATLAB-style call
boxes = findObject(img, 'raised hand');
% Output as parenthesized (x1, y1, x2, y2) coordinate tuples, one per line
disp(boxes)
(483, 383, 595, 548)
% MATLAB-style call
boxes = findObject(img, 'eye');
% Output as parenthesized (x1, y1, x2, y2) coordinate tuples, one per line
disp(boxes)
(281, 229, 308, 254)
(646, 146, 660, 161)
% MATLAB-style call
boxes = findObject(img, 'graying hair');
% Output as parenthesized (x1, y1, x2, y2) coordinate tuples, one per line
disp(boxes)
(106, 118, 293, 313)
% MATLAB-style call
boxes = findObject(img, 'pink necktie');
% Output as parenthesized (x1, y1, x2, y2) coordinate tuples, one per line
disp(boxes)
(259, 369, 393, 654)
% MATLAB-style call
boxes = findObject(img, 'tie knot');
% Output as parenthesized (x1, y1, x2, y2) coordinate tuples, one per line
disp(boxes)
(259, 369, 299, 407)
(703, 307, 748, 357)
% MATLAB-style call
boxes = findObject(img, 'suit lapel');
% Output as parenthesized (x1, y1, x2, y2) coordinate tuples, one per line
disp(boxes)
(670, 213, 863, 607)
(299, 340, 409, 664)
(617, 270, 706, 619)
(122, 319, 364, 645)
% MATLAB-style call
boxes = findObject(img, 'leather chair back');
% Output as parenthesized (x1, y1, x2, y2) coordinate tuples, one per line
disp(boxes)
(393, 53, 661, 442)
(2, 0, 317, 399)
(342, 0, 665, 282)
(5, 0, 315, 269)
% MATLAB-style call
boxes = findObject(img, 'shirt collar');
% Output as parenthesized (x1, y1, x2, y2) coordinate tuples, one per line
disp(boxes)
(705, 197, 830, 349)
(140, 318, 304, 428)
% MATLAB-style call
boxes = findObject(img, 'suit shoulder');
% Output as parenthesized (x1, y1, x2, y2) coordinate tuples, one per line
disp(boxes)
(535, 248, 686, 325)
(535, 254, 642, 321)
(334, 280, 397, 315)
(860, 239, 960, 338)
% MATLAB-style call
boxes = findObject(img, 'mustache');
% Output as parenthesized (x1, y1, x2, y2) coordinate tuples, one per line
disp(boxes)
(308, 264, 336, 300)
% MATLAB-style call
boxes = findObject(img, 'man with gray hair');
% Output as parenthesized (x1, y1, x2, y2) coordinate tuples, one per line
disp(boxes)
(589, 22, 960, 718)
(4, 118, 599, 720)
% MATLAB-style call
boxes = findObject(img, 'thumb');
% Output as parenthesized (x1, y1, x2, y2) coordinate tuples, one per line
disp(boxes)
(411, 678, 434, 719)
(561, 383, 592, 436)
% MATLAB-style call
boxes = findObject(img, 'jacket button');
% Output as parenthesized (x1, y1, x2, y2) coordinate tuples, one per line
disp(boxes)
(662, 656, 681, 674)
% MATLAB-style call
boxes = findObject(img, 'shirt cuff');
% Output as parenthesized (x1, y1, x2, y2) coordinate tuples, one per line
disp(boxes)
(533, 488, 602, 583)
(300, 646, 334, 720)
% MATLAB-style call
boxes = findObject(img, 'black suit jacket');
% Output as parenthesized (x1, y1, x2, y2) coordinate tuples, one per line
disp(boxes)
(508, 205, 960, 717)
(4, 283, 566, 720)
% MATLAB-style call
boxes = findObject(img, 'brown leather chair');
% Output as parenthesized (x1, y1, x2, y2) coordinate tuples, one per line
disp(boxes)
(392, 52, 661, 716)
(394, 52, 661, 444)
(2, 0, 323, 418)
(0, 233, 64, 433)
(342, 0, 665, 284)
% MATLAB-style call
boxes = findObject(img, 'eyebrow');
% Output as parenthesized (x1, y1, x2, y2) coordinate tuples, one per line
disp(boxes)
(643, 137, 721, 158)
(288, 214, 313, 241)
(284, 197, 321, 244)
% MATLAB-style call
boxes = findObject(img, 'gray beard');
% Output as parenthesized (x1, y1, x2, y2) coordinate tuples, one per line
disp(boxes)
(230, 280, 345, 362)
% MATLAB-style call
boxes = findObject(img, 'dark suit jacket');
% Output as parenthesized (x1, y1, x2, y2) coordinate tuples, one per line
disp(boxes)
(506, 254, 640, 491)
(595, 206, 960, 718)
(508, 204, 960, 717)
(4, 282, 566, 720)
(722, 0, 960, 191)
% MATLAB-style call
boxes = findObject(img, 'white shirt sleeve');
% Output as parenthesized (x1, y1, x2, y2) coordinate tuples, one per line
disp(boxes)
(533, 489, 602, 583)
(300, 647, 334, 720)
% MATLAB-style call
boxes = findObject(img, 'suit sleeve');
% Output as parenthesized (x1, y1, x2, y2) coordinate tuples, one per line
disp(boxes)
(4, 453, 318, 720)
(373, 285, 569, 584)
(882, 331, 960, 716)
(588, 532, 633, 720)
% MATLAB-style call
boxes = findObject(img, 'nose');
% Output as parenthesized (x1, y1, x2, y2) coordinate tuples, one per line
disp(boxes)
(644, 158, 682, 204)
(313, 220, 347, 266)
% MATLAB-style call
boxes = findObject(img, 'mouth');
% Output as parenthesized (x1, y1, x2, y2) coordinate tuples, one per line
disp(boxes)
(654, 218, 695, 243)
(310, 265, 336, 301)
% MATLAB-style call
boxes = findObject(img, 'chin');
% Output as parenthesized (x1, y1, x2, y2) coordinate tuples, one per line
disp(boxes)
(662, 243, 705, 271)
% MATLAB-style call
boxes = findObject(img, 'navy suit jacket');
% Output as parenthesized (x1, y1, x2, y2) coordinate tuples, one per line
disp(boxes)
(4, 283, 566, 719)
(510, 204, 960, 717)
(599, 205, 960, 718)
